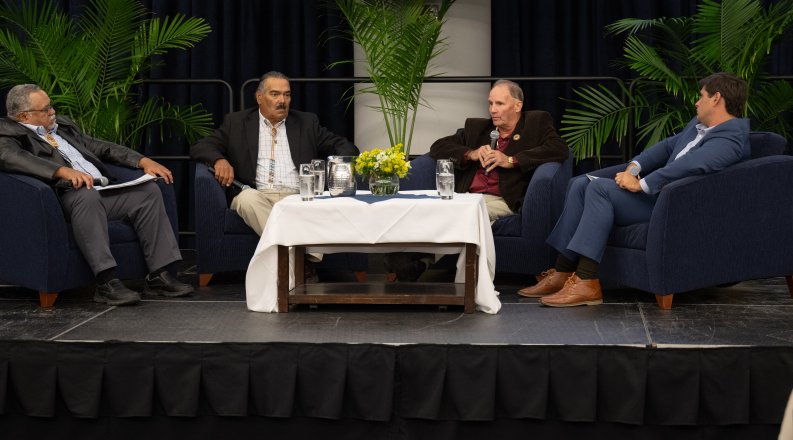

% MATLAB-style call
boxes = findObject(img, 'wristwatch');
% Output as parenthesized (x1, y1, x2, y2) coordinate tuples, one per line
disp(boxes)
(507, 156, 514, 165)
(628, 165, 640, 177)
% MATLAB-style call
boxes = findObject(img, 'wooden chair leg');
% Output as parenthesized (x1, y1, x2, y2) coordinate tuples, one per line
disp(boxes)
(786, 275, 793, 298)
(198, 273, 213, 287)
(354, 271, 368, 283)
(655, 294, 673, 310)
(38, 291, 58, 308)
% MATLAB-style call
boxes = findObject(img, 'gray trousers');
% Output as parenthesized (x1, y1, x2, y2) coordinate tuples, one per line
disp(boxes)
(59, 181, 182, 276)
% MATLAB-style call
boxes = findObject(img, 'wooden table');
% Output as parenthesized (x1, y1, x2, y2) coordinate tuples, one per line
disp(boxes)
(278, 242, 478, 313)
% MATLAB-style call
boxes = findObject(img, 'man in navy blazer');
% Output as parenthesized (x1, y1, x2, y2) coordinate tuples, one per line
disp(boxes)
(519, 72, 751, 307)
(190, 71, 358, 236)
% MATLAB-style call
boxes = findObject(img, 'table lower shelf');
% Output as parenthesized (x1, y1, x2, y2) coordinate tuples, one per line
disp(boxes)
(277, 243, 478, 313)
(287, 282, 468, 307)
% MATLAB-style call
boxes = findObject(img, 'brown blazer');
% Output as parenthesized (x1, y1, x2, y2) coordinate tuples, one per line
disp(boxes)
(429, 110, 568, 212)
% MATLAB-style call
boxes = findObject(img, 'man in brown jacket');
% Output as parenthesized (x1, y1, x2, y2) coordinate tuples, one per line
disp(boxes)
(387, 80, 568, 281)
(430, 79, 568, 220)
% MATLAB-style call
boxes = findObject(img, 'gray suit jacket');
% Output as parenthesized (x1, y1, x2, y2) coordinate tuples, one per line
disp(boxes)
(190, 107, 358, 187)
(0, 116, 143, 183)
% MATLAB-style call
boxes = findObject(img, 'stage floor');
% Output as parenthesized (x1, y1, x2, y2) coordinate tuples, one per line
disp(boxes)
(1, 252, 792, 346)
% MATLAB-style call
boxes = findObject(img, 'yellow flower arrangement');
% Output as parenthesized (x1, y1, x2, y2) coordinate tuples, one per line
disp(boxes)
(354, 143, 410, 180)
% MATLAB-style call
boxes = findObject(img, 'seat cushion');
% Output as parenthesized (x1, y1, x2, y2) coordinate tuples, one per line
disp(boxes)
(608, 222, 649, 250)
(491, 214, 521, 237)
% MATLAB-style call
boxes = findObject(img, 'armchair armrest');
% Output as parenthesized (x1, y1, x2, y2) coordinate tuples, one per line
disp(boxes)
(520, 149, 574, 237)
(519, 161, 561, 241)
(644, 155, 793, 292)
(0, 171, 70, 290)
(194, 163, 229, 250)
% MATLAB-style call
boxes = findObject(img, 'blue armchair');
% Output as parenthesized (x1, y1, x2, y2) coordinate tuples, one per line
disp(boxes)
(591, 131, 793, 308)
(0, 164, 179, 307)
(400, 150, 574, 275)
(193, 163, 367, 286)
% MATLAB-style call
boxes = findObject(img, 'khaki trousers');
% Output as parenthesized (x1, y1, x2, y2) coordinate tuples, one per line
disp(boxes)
(231, 188, 321, 261)
(230, 188, 297, 236)
(482, 194, 514, 224)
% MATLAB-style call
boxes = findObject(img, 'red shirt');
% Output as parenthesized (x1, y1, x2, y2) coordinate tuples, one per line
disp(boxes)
(468, 135, 510, 196)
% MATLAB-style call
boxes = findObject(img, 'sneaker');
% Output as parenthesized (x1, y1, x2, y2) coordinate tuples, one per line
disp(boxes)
(94, 279, 141, 306)
(143, 271, 194, 297)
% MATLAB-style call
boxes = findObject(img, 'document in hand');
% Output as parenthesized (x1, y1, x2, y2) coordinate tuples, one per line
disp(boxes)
(95, 173, 160, 191)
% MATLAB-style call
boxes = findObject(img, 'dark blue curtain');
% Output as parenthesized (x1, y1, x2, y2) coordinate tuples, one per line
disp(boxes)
(492, 0, 793, 162)
(3, 0, 792, 240)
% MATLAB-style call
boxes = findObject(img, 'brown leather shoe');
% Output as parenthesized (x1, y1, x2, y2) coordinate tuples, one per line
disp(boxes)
(539, 274, 603, 307)
(517, 269, 572, 297)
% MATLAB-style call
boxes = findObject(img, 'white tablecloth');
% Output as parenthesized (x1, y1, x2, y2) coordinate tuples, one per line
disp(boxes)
(245, 190, 501, 314)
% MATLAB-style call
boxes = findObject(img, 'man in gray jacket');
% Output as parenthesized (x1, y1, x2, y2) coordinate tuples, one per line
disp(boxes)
(0, 84, 192, 306)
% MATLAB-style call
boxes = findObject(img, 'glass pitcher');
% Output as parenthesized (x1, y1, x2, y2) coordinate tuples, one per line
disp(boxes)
(327, 155, 357, 197)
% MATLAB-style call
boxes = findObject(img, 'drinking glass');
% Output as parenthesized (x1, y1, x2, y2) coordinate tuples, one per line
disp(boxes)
(436, 159, 454, 200)
(299, 163, 315, 201)
(311, 159, 325, 195)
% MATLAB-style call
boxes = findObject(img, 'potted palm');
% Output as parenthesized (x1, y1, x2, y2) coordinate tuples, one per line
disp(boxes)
(561, 0, 793, 161)
(0, 0, 213, 148)
(331, 0, 455, 156)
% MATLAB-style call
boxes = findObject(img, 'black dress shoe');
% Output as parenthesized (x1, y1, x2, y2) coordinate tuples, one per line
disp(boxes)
(385, 253, 429, 282)
(304, 260, 319, 284)
(94, 279, 141, 306)
(144, 271, 194, 297)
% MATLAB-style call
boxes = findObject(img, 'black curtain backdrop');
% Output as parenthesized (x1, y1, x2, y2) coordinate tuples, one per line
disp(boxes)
(2, 0, 792, 240)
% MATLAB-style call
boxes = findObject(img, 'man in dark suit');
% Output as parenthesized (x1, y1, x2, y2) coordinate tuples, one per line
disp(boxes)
(387, 79, 569, 281)
(190, 71, 358, 236)
(0, 84, 193, 306)
(520, 72, 751, 307)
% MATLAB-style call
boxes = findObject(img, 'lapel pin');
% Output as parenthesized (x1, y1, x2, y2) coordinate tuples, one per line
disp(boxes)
(513, 134, 520, 141)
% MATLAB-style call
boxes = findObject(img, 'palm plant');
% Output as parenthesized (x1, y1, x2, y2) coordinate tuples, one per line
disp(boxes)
(561, 0, 793, 161)
(331, 0, 455, 156)
(0, 0, 213, 149)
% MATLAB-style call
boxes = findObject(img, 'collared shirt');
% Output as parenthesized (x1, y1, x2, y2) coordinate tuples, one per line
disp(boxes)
(468, 134, 509, 196)
(255, 113, 299, 190)
(633, 123, 713, 194)
(21, 122, 103, 179)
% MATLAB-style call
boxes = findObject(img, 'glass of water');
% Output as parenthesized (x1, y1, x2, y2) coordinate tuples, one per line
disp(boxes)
(436, 159, 454, 200)
(299, 163, 315, 201)
(311, 159, 325, 195)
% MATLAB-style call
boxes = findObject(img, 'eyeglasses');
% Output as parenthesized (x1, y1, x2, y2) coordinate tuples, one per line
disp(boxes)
(22, 104, 54, 113)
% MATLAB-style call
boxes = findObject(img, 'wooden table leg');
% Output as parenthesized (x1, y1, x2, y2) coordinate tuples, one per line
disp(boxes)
(294, 246, 305, 288)
(277, 245, 289, 312)
(464, 243, 476, 313)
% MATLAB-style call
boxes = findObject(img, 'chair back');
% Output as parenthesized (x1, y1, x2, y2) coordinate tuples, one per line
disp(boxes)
(749, 131, 788, 159)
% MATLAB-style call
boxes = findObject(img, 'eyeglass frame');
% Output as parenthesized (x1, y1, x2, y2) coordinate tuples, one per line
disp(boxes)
(21, 104, 54, 114)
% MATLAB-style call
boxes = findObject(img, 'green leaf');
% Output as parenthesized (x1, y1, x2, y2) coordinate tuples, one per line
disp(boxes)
(330, 0, 454, 155)
(0, 0, 212, 148)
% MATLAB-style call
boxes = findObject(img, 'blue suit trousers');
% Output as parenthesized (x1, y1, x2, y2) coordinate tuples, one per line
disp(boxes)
(546, 175, 657, 263)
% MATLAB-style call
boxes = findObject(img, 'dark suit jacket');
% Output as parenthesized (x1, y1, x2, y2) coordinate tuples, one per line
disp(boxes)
(429, 110, 568, 212)
(0, 116, 143, 183)
(190, 107, 358, 187)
